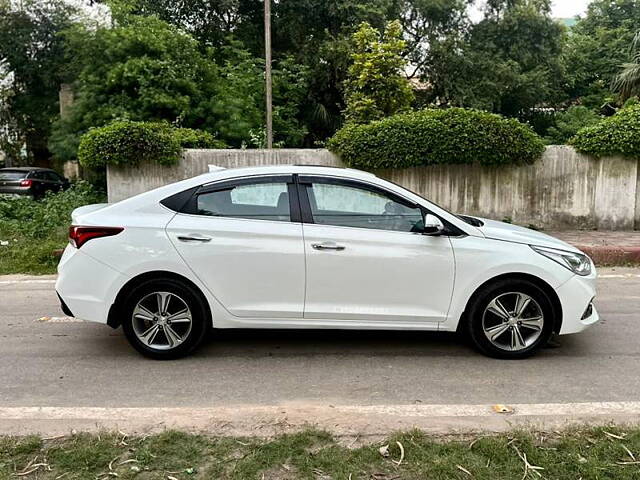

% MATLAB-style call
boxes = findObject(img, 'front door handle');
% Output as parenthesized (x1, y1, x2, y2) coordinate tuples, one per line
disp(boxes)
(177, 234, 212, 243)
(312, 242, 345, 251)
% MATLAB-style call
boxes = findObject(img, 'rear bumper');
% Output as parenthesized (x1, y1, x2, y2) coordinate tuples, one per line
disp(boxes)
(57, 292, 74, 317)
(556, 270, 600, 335)
(0, 187, 31, 196)
(55, 245, 126, 324)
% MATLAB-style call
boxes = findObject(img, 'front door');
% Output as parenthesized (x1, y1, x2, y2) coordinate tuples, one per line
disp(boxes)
(166, 175, 305, 318)
(299, 176, 455, 324)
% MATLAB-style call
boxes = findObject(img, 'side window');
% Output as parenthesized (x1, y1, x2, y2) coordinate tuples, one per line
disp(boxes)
(305, 182, 424, 233)
(196, 181, 291, 222)
(45, 172, 62, 182)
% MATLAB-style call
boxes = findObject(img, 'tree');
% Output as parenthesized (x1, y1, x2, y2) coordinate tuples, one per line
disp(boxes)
(49, 11, 313, 158)
(544, 106, 601, 144)
(0, 0, 76, 166)
(128, 0, 243, 48)
(122, 0, 397, 144)
(423, 0, 566, 118)
(208, 42, 310, 147)
(49, 15, 224, 161)
(564, 0, 640, 109)
(343, 20, 414, 124)
(398, 0, 471, 79)
(613, 32, 640, 101)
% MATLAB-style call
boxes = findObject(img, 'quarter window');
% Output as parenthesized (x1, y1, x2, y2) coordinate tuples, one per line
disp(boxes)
(196, 181, 291, 222)
(305, 182, 424, 232)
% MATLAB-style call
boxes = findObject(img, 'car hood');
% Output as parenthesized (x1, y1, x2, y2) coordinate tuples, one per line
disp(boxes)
(473, 217, 581, 253)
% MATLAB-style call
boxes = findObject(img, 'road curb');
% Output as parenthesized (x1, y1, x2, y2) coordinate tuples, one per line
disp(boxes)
(576, 245, 640, 266)
(2, 403, 640, 437)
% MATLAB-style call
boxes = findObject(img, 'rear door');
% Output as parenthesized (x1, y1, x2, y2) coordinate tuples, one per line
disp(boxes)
(44, 171, 64, 193)
(166, 175, 306, 318)
(298, 176, 455, 324)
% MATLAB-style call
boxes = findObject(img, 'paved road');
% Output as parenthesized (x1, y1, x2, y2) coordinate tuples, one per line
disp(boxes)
(1, 268, 639, 410)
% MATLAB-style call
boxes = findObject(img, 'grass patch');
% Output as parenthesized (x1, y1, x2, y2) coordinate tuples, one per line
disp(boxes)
(0, 182, 104, 275)
(1, 427, 640, 479)
(0, 229, 66, 275)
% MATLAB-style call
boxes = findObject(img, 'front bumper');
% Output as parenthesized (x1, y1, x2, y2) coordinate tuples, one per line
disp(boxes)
(555, 270, 600, 335)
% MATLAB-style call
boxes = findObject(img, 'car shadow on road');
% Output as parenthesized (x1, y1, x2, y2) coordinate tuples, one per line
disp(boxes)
(82, 325, 587, 360)
(197, 328, 474, 358)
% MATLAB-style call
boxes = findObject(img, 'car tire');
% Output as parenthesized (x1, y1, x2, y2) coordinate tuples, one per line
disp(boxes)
(121, 278, 209, 359)
(466, 279, 555, 359)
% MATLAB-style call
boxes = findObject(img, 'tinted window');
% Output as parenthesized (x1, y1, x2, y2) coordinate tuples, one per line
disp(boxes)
(305, 182, 423, 232)
(196, 181, 291, 222)
(0, 171, 27, 181)
(45, 171, 62, 182)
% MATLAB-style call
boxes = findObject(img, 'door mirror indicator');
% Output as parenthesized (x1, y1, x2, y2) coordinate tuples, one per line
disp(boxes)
(423, 214, 444, 235)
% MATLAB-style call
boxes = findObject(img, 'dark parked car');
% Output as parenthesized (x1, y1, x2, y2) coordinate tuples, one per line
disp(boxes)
(0, 167, 70, 199)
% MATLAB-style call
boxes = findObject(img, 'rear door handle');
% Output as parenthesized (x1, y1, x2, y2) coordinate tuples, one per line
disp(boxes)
(177, 234, 211, 243)
(312, 242, 345, 251)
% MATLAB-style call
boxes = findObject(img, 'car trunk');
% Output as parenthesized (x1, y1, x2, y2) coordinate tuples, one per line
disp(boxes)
(71, 203, 110, 224)
(0, 170, 29, 194)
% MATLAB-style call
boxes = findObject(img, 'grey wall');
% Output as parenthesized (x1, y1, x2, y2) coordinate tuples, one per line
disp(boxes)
(107, 146, 640, 230)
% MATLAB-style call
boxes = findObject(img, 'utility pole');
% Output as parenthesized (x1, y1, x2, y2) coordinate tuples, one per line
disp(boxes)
(264, 0, 273, 148)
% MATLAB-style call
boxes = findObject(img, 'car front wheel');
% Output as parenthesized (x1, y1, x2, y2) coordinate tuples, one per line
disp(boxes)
(466, 279, 555, 359)
(121, 278, 209, 359)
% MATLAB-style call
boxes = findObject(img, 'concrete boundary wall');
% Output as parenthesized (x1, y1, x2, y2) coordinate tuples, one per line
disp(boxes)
(107, 146, 640, 230)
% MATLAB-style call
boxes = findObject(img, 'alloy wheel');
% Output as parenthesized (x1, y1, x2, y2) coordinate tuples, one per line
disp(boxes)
(482, 292, 544, 352)
(131, 291, 193, 351)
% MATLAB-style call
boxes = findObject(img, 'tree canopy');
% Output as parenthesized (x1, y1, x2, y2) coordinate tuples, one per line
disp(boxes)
(343, 21, 414, 124)
(2, 0, 640, 167)
(0, 0, 76, 165)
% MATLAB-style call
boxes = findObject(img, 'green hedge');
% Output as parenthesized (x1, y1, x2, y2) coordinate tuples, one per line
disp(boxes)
(327, 108, 545, 169)
(570, 105, 640, 158)
(77, 121, 225, 168)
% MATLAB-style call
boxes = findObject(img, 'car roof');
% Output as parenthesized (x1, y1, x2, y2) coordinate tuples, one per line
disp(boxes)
(200, 164, 378, 182)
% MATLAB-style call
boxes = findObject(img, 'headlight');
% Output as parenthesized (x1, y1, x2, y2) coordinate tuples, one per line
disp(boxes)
(530, 245, 592, 276)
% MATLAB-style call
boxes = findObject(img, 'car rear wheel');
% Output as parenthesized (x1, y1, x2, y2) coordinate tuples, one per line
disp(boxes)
(121, 278, 209, 359)
(466, 279, 554, 359)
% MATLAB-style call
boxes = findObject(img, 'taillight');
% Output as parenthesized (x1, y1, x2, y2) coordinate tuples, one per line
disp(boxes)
(69, 226, 124, 249)
(20, 179, 32, 187)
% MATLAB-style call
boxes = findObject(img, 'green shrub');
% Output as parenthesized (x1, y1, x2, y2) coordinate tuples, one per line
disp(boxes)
(0, 182, 106, 274)
(77, 121, 225, 168)
(327, 108, 545, 169)
(0, 181, 104, 239)
(544, 106, 601, 145)
(570, 104, 640, 158)
(172, 128, 226, 149)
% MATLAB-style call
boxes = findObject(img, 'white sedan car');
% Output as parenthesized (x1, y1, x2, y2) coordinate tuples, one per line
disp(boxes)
(56, 165, 598, 359)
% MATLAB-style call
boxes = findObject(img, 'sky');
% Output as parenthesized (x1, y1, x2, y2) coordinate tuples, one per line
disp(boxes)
(551, 0, 591, 18)
(469, 0, 591, 22)
(66, 0, 594, 25)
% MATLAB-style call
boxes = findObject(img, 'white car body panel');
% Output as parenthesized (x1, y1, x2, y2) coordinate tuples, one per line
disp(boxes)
(56, 165, 599, 340)
(302, 223, 454, 323)
(166, 214, 305, 318)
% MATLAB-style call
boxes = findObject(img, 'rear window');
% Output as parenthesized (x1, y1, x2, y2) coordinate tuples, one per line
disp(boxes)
(0, 171, 27, 181)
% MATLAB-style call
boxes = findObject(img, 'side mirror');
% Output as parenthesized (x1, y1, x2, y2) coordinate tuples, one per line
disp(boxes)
(423, 214, 444, 235)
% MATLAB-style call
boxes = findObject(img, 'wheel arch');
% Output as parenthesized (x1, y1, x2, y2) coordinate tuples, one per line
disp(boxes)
(459, 272, 563, 334)
(107, 270, 212, 329)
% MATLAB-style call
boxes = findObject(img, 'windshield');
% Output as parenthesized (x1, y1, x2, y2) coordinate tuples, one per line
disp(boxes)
(0, 171, 27, 181)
